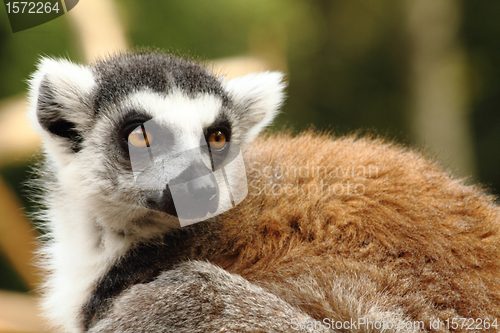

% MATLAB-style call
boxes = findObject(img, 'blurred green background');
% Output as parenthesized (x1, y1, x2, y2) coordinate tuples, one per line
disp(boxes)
(0, 0, 499, 294)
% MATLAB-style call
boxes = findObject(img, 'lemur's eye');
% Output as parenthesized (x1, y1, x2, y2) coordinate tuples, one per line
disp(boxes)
(128, 125, 153, 148)
(208, 130, 227, 151)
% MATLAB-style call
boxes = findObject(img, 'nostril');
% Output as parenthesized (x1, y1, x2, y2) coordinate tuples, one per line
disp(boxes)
(145, 198, 157, 207)
(143, 188, 178, 217)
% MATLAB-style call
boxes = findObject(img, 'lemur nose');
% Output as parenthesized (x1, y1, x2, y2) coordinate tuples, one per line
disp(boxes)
(145, 163, 220, 220)
(178, 166, 219, 217)
(187, 175, 219, 207)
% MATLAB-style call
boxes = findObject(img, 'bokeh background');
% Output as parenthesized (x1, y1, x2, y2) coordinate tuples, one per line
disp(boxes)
(0, 0, 499, 331)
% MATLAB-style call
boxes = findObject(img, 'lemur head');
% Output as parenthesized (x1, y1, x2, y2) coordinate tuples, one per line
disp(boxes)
(29, 52, 285, 236)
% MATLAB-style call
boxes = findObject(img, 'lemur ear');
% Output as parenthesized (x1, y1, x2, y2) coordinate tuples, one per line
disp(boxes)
(28, 57, 95, 153)
(224, 71, 286, 143)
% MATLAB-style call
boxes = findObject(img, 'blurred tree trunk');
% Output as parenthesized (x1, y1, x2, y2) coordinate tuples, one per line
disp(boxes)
(66, 0, 128, 62)
(405, 0, 477, 179)
(0, 178, 40, 290)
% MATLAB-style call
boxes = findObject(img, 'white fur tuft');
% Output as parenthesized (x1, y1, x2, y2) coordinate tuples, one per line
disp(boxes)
(224, 71, 286, 143)
(28, 57, 95, 135)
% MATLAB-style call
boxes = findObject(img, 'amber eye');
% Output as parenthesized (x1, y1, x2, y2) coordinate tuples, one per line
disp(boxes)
(128, 126, 153, 148)
(208, 130, 227, 150)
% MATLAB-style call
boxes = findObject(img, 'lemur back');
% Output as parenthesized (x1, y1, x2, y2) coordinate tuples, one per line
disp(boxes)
(29, 52, 500, 333)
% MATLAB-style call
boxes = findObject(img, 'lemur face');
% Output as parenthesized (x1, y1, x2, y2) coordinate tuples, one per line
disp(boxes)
(29, 52, 285, 231)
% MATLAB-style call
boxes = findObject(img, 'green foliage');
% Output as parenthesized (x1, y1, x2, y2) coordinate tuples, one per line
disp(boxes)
(120, 0, 291, 58)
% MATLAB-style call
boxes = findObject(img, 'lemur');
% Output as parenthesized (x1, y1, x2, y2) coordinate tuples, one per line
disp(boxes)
(29, 51, 500, 333)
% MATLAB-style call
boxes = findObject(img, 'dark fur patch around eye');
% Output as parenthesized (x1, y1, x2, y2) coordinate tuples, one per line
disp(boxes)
(204, 114, 232, 138)
(116, 111, 154, 156)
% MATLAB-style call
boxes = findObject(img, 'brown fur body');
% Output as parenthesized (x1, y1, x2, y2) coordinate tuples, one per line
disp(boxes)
(174, 131, 500, 331)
